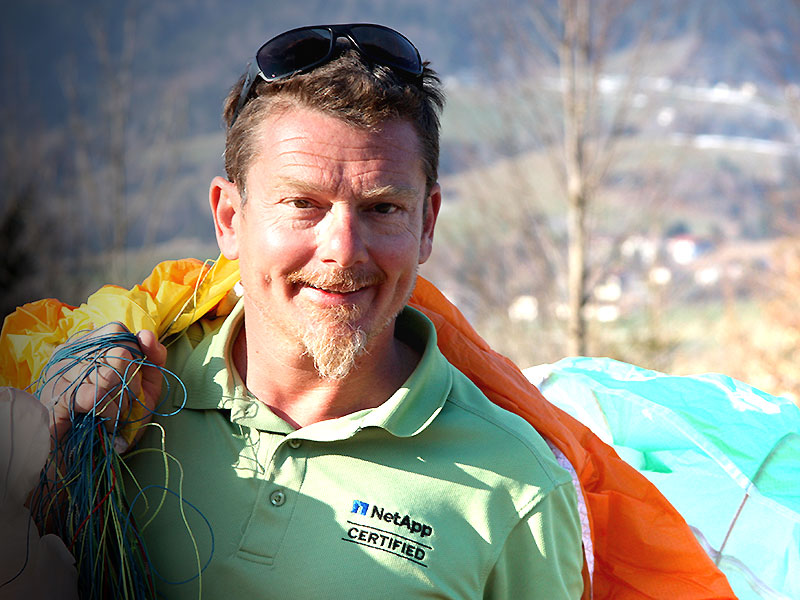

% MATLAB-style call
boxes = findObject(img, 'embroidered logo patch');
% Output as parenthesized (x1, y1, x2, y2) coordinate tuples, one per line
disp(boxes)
(343, 500, 434, 567)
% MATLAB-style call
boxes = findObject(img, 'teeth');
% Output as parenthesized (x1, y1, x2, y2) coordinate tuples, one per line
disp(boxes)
(308, 284, 360, 294)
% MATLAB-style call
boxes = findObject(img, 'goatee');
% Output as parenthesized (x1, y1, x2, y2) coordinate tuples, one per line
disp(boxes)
(287, 267, 386, 380)
(301, 303, 368, 380)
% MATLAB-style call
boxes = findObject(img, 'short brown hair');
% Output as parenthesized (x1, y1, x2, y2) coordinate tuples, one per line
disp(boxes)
(222, 50, 445, 199)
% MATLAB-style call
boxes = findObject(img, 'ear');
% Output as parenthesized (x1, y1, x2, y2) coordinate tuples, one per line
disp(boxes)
(209, 176, 243, 260)
(418, 183, 441, 265)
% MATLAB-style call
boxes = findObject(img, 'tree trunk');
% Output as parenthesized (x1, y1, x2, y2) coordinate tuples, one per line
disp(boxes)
(561, 0, 590, 356)
(566, 188, 588, 356)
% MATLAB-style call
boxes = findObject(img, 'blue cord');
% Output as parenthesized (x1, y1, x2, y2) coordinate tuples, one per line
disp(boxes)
(25, 327, 210, 600)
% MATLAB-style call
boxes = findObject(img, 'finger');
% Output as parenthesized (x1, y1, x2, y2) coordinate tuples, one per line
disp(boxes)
(44, 323, 143, 436)
(91, 344, 140, 392)
(70, 380, 123, 423)
(41, 337, 106, 409)
(41, 340, 117, 436)
(136, 330, 166, 413)
(77, 328, 153, 439)
(44, 323, 136, 399)
(96, 331, 164, 440)
(136, 330, 166, 367)
(98, 350, 150, 437)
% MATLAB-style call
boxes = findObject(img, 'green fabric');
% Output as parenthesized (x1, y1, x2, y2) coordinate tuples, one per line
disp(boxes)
(529, 356, 800, 600)
(124, 302, 583, 599)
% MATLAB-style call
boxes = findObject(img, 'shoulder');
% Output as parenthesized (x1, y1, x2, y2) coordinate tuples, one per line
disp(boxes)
(431, 362, 574, 509)
(396, 307, 572, 501)
(163, 307, 234, 375)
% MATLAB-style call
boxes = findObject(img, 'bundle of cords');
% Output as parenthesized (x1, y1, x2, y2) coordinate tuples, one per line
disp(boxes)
(26, 327, 204, 599)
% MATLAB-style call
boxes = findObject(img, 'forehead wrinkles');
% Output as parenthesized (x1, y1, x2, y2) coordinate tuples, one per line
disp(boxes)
(273, 133, 418, 162)
(246, 111, 425, 194)
(272, 136, 422, 190)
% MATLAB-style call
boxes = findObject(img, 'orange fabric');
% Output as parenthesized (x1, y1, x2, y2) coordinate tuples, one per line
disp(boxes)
(0, 298, 74, 390)
(408, 278, 735, 599)
(0, 258, 736, 599)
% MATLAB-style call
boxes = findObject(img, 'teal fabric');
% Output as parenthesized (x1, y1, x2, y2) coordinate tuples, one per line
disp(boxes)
(527, 357, 800, 600)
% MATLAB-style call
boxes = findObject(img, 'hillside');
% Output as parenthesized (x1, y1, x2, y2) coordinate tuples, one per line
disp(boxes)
(3, 0, 800, 397)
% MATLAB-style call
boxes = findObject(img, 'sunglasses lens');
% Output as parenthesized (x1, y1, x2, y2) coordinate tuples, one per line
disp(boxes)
(257, 27, 333, 80)
(349, 25, 422, 75)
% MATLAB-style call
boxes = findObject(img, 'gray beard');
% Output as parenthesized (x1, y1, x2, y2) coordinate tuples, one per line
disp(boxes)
(286, 267, 383, 380)
(300, 303, 369, 380)
(276, 264, 412, 380)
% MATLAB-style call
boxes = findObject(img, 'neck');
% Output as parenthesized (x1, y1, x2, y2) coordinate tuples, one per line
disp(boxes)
(232, 313, 419, 429)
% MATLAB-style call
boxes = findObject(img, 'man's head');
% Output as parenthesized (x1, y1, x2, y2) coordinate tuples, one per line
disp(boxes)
(210, 24, 444, 380)
(222, 24, 445, 200)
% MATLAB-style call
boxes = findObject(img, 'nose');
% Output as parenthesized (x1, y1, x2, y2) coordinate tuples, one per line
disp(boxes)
(317, 205, 369, 268)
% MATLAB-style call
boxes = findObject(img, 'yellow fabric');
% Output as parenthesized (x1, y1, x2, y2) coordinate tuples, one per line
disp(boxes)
(0, 256, 240, 391)
(0, 256, 240, 443)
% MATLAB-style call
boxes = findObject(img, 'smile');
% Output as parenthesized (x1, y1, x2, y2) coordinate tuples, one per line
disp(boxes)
(306, 283, 367, 294)
(297, 282, 374, 308)
(287, 268, 386, 297)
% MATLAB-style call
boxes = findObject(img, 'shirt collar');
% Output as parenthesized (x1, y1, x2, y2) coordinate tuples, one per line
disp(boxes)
(177, 300, 452, 439)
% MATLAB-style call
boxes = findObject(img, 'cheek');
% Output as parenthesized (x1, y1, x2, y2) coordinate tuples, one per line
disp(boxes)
(374, 234, 424, 279)
(241, 217, 306, 260)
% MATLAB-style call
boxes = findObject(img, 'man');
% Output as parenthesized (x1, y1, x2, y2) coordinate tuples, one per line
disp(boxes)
(42, 24, 584, 598)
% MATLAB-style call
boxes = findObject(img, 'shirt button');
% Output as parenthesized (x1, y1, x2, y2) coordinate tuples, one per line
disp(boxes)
(269, 490, 286, 507)
(288, 439, 302, 449)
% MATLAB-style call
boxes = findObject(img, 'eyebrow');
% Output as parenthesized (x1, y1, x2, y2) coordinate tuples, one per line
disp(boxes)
(274, 176, 420, 203)
(360, 184, 421, 202)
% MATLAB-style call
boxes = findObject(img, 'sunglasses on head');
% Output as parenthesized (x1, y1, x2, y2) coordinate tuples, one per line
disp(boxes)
(230, 23, 424, 128)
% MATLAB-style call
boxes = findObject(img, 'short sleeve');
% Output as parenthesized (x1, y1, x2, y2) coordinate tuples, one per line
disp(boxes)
(484, 481, 584, 599)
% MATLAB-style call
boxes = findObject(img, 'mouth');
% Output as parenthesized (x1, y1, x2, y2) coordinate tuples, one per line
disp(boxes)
(300, 283, 372, 309)
(305, 282, 367, 295)
(288, 269, 385, 298)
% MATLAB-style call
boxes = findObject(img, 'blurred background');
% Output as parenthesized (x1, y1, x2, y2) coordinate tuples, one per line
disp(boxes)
(2, 0, 799, 402)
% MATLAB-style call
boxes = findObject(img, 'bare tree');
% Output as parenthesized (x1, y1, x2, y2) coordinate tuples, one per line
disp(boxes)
(0, 0, 191, 320)
(426, 0, 676, 363)
(56, 0, 186, 294)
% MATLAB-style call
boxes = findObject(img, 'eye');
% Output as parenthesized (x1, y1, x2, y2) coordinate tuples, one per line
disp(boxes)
(371, 202, 400, 215)
(286, 198, 314, 209)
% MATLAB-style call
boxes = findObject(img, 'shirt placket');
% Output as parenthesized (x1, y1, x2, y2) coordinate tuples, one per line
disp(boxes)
(237, 432, 308, 564)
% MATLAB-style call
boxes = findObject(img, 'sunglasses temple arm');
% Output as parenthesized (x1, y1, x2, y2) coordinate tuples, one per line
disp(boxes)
(230, 61, 262, 129)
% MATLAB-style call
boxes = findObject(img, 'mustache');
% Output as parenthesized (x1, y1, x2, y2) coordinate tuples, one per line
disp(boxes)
(286, 268, 386, 293)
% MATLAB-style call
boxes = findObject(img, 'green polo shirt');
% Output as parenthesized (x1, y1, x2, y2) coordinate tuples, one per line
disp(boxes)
(124, 302, 583, 599)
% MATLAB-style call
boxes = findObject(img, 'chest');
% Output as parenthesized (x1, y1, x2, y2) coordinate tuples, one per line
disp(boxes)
(124, 411, 512, 600)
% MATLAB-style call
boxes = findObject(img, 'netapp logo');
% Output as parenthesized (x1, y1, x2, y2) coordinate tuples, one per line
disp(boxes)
(351, 500, 433, 538)
(344, 500, 434, 567)
(352, 500, 369, 515)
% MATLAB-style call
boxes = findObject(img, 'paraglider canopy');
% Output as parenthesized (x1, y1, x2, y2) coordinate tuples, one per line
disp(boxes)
(528, 357, 800, 600)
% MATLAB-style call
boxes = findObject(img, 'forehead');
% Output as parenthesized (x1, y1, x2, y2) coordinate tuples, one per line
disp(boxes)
(246, 107, 425, 193)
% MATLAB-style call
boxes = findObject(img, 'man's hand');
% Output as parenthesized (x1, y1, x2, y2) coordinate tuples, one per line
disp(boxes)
(39, 323, 167, 452)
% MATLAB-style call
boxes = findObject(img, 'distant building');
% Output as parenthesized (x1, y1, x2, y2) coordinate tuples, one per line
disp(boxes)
(666, 234, 713, 265)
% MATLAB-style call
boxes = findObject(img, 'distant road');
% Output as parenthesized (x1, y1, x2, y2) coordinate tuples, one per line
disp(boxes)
(668, 133, 798, 156)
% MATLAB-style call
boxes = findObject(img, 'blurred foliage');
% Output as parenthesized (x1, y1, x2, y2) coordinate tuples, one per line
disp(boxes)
(3, 0, 800, 400)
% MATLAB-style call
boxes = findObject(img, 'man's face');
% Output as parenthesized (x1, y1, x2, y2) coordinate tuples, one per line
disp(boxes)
(211, 107, 440, 378)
